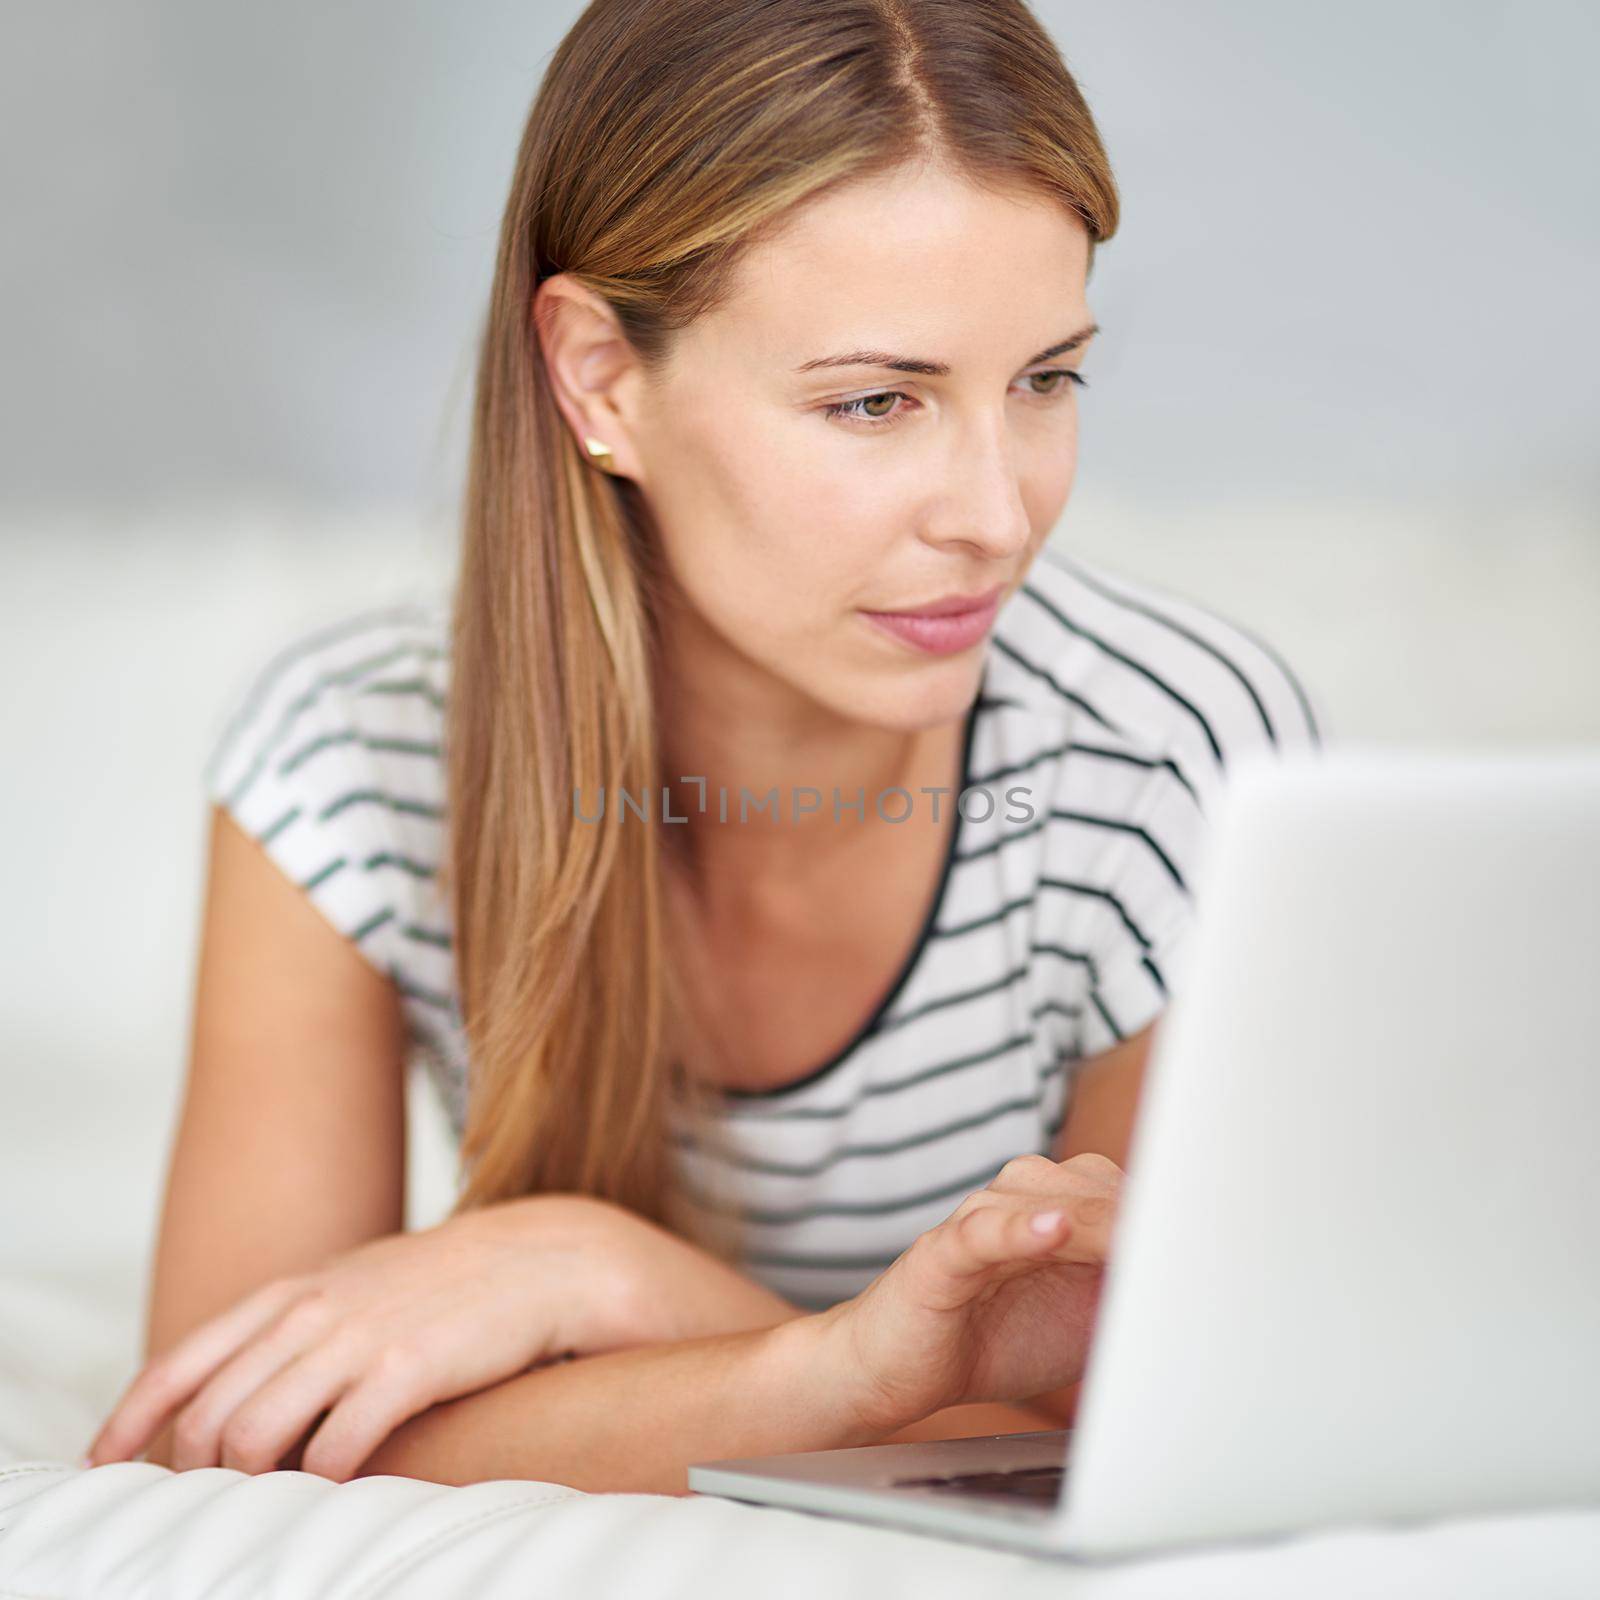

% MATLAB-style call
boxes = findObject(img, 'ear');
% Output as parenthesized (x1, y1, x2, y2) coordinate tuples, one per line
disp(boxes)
(533, 273, 647, 483)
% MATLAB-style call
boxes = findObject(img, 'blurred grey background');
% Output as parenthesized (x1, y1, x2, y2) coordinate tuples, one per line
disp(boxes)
(0, 0, 1596, 1444)
(3, 0, 1597, 739)
(4, 1, 1598, 520)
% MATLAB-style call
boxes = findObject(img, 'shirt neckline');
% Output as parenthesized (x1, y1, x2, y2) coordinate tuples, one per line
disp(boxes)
(716, 656, 987, 1103)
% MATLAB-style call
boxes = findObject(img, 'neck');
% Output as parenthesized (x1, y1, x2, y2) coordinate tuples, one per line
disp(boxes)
(653, 618, 965, 892)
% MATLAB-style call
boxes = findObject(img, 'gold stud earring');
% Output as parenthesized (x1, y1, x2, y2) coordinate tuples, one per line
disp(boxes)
(583, 435, 616, 474)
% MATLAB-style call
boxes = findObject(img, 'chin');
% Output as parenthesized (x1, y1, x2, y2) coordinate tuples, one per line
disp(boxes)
(847, 657, 986, 733)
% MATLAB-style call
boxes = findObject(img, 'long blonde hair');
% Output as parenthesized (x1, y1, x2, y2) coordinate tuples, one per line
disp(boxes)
(443, 0, 1120, 1255)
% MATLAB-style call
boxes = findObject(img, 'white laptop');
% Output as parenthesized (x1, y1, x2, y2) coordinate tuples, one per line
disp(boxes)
(688, 743, 1600, 1559)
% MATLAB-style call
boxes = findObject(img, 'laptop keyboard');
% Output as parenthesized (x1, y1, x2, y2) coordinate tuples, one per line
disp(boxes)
(889, 1463, 1066, 1504)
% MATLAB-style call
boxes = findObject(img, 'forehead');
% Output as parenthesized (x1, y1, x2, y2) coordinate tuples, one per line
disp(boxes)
(694, 163, 1092, 372)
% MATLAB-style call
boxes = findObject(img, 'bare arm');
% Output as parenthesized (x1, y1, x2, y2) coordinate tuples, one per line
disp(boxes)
(602, 1267, 1053, 1450)
(1053, 1020, 1155, 1173)
(133, 812, 1051, 1473)
(141, 805, 409, 1462)
(354, 1312, 881, 1494)
(356, 1202, 1091, 1497)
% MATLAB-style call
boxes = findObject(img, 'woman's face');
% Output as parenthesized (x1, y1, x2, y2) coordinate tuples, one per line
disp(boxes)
(621, 161, 1094, 733)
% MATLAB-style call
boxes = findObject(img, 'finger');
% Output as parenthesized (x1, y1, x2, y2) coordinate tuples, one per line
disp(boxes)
(85, 1279, 304, 1466)
(984, 1153, 1122, 1207)
(987, 1156, 1121, 1247)
(937, 1203, 1087, 1283)
(274, 1416, 325, 1474)
(217, 1346, 352, 1476)
(168, 1321, 325, 1472)
(297, 1350, 434, 1482)
(1056, 1190, 1117, 1256)
(1056, 1151, 1124, 1192)
(985, 1153, 1063, 1195)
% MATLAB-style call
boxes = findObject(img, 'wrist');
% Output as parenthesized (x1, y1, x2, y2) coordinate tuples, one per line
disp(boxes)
(746, 1310, 892, 1451)
(799, 1300, 923, 1442)
(603, 1216, 808, 1348)
(492, 1193, 643, 1355)
(575, 1202, 666, 1352)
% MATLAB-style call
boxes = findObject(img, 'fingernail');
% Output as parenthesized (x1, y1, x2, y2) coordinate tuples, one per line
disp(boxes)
(79, 1454, 95, 1470)
(1030, 1209, 1065, 1234)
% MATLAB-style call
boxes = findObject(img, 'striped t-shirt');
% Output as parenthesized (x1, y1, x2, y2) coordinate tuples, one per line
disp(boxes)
(203, 545, 1327, 1311)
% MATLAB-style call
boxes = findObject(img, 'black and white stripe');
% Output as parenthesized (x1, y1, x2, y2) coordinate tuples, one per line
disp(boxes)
(203, 550, 1327, 1309)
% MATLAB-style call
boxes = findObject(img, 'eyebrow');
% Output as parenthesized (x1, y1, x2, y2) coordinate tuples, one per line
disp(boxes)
(793, 322, 1100, 377)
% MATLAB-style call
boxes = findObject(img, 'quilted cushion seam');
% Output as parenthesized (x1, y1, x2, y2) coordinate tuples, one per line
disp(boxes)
(344, 1493, 579, 1600)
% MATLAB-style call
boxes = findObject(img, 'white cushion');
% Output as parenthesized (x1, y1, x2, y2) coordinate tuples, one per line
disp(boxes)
(3, 1457, 1600, 1599)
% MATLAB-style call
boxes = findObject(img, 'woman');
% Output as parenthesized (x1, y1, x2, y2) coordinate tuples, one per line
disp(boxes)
(85, 0, 1324, 1493)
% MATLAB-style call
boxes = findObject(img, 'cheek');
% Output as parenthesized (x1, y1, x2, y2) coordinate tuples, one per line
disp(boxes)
(680, 432, 901, 623)
(1025, 413, 1080, 525)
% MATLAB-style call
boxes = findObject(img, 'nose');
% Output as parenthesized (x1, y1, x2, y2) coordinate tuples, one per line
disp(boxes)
(919, 419, 1035, 562)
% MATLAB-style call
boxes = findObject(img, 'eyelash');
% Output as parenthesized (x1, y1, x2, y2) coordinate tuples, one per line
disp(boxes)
(821, 368, 1087, 430)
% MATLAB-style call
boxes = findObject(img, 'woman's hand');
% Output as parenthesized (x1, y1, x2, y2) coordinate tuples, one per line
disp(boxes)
(816, 1152, 1124, 1436)
(84, 1193, 765, 1481)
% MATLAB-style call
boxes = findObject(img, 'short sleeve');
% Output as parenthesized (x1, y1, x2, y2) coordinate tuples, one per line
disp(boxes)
(202, 617, 427, 981)
(1260, 640, 1332, 754)
(1078, 753, 1206, 1055)
(1078, 645, 1334, 1056)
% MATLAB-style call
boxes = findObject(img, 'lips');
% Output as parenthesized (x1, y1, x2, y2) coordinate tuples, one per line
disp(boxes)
(860, 583, 1006, 657)
(868, 582, 1007, 619)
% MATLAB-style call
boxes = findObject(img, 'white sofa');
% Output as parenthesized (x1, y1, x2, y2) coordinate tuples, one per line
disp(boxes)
(2, 502, 1597, 1596)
